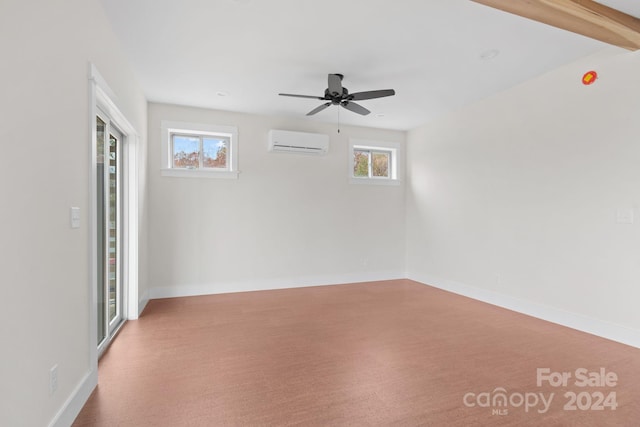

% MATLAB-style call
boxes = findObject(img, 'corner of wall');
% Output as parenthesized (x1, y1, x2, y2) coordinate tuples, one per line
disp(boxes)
(409, 273, 640, 349)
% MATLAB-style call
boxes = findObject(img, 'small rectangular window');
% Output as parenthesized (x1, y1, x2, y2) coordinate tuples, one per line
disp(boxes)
(171, 134, 230, 170)
(352, 148, 392, 179)
(162, 121, 238, 179)
(349, 139, 400, 185)
(353, 148, 391, 178)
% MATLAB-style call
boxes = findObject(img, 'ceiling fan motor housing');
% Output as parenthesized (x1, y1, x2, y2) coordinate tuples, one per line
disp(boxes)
(325, 87, 349, 104)
(278, 73, 395, 117)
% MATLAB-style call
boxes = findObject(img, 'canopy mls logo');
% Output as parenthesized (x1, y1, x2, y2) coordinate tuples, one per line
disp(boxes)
(463, 388, 553, 416)
(462, 367, 619, 416)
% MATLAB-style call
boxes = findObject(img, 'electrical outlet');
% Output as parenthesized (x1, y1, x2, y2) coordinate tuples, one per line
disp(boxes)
(49, 364, 58, 395)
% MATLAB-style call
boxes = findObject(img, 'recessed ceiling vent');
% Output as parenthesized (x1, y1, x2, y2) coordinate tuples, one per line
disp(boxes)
(268, 129, 329, 155)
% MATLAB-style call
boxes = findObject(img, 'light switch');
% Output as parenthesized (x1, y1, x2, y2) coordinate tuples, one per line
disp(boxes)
(616, 208, 634, 224)
(70, 207, 80, 229)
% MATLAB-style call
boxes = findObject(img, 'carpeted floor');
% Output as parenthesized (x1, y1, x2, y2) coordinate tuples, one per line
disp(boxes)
(73, 279, 640, 426)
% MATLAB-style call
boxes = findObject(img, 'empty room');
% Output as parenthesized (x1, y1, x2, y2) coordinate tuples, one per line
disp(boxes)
(3, 0, 640, 426)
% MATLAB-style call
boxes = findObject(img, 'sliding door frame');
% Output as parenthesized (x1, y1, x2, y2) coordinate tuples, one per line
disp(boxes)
(95, 110, 125, 355)
(89, 64, 140, 369)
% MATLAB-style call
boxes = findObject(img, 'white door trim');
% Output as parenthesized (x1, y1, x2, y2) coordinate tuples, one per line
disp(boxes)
(88, 63, 140, 362)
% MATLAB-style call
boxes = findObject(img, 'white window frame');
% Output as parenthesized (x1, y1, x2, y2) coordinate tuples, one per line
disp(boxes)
(161, 120, 239, 179)
(349, 138, 401, 186)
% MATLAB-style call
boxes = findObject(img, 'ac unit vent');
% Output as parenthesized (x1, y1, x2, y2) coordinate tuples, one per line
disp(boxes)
(268, 129, 329, 155)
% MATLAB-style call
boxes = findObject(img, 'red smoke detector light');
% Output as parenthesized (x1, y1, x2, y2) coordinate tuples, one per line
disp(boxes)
(582, 71, 598, 85)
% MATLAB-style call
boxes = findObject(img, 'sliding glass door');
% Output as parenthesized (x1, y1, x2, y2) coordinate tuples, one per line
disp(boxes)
(96, 111, 124, 352)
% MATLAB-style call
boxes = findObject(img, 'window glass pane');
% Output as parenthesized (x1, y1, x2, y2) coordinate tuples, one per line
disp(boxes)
(96, 117, 106, 165)
(372, 151, 389, 177)
(203, 137, 228, 169)
(172, 135, 200, 169)
(353, 149, 369, 177)
(108, 134, 118, 323)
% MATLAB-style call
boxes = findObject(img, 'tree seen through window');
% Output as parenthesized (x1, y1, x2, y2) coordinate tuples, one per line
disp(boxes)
(353, 148, 390, 178)
(172, 134, 228, 169)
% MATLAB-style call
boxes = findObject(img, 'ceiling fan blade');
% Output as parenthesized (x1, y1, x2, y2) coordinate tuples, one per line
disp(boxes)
(307, 102, 332, 116)
(328, 74, 343, 96)
(349, 89, 396, 101)
(341, 101, 370, 116)
(279, 93, 325, 100)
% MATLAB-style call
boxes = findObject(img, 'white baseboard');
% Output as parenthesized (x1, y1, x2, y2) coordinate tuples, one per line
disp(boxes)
(149, 271, 405, 299)
(409, 273, 640, 349)
(48, 368, 97, 427)
(138, 289, 150, 316)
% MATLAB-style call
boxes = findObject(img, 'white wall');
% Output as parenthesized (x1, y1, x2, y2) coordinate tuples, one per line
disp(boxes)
(5, 2, 637, 424)
(0, 1, 147, 426)
(148, 103, 406, 297)
(407, 48, 640, 344)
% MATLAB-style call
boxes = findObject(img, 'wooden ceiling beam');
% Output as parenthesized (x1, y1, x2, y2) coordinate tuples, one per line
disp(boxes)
(471, 0, 640, 51)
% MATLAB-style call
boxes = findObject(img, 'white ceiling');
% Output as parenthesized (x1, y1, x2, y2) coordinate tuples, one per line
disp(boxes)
(98, 0, 640, 131)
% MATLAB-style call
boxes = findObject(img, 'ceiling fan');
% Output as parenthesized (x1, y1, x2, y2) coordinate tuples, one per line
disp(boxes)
(279, 74, 395, 116)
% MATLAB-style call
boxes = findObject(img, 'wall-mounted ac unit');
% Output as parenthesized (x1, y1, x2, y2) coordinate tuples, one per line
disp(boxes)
(268, 129, 329, 155)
